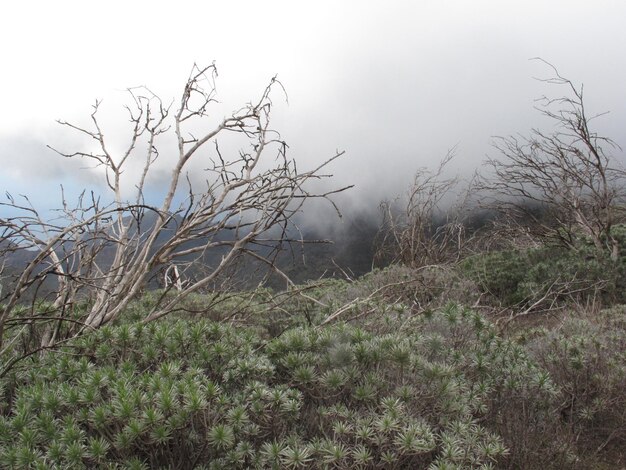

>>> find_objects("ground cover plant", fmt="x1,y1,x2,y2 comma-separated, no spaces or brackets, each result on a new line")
462,226,626,311
1,63,626,469
0,303,513,469
0,277,624,468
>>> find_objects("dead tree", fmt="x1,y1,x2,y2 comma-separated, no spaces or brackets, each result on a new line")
0,63,347,350
478,60,626,259
376,149,471,267
164,264,187,292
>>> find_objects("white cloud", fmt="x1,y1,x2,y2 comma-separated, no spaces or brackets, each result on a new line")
2,0,626,214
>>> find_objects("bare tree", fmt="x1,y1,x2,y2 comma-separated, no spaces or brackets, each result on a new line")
0,63,347,351
376,149,471,267
478,59,626,259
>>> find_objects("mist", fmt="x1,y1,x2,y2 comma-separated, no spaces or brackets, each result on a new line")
2,1,626,235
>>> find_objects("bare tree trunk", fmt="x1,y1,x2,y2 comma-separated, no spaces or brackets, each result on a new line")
475,59,626,257
0,63,349,353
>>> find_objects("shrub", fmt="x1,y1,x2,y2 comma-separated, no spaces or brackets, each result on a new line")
522,307,626,465
462,239,626,309
1,300,621,468
0,306,510,468
462,250,531,306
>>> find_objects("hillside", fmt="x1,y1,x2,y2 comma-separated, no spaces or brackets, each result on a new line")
0,261,625,468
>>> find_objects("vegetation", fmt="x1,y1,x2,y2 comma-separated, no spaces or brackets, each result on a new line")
476,59,626,259
0,63,348,349
0,274,624,468
462,229,626,310
1,63,626,468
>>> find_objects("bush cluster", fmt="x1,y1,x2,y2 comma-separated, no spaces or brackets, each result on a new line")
522,307,626,464
1,266,624,469
462,241,626,308
0,304,567,469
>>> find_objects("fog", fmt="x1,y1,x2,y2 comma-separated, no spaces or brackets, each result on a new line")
2,1,626,224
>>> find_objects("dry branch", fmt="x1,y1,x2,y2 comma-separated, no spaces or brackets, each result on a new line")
476,59,626,258
376,149,473,267
0,63,348,353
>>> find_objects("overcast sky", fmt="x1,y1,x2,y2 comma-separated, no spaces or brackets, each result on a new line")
2,0,626,216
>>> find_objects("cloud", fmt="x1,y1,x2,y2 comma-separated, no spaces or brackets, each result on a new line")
2,1,626,222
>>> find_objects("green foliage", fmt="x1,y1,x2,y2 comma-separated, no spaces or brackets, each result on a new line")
462,250,531,306
522,307,626,464
0,305,529,469
463,239,626,308
1,272,624,469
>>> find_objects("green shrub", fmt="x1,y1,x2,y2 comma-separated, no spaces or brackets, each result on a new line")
523,307,626,465
0,307,510,468
462,250,531,306
462,241,626,309
1,301,622,469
